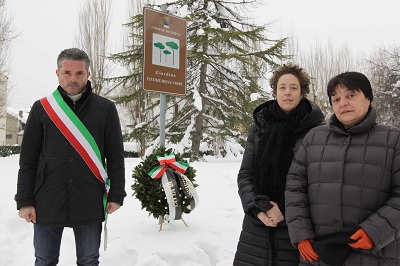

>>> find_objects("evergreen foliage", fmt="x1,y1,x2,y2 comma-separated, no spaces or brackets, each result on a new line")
0,145,139,158
109,11,159,156
0,145,20,157
110,0,288,157
131,146,198,219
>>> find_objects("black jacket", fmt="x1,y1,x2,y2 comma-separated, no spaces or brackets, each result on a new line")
285,107,400,265
234,98,325,265
15,82,126,227
237,99,325,216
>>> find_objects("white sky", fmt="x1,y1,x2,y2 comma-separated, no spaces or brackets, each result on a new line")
7,0,130,109
6,0,400,109
259,0,400,53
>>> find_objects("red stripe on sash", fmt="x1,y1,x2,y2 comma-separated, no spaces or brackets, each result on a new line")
40,97,104,183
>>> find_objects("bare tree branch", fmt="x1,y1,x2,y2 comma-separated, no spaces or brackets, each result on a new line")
74,0,113,96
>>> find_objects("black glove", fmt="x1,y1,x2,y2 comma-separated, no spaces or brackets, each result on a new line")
253,195,273,212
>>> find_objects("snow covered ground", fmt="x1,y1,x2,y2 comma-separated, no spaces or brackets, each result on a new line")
1,154,244,265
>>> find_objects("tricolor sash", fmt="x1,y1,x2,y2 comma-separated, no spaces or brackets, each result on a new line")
40,89,110,250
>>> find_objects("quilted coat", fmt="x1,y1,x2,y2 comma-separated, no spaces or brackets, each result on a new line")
234,99,325,266
285,107,400,265
15,82,126,227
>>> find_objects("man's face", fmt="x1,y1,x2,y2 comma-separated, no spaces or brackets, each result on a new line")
275,73,303,113
331,85,371,129
56,59,90,95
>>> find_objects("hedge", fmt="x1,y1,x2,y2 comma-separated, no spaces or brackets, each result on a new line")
0,146,139,158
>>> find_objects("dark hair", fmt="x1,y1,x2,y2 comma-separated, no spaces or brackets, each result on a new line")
327,72,373,105
269,63,310,97
57,48,90,71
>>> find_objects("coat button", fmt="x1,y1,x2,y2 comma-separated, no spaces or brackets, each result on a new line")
69,157,74,162
68,178,73,183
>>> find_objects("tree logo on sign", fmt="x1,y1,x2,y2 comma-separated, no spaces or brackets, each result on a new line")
152,33,180,69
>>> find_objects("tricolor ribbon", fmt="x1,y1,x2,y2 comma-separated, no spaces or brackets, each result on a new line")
148,153,189,179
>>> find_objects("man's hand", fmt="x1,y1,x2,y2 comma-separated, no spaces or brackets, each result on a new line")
298,239,318,262
18,206,36,223
106,202,121,214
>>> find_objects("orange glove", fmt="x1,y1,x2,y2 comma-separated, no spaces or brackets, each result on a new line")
298,239,319,262
348,228,374,250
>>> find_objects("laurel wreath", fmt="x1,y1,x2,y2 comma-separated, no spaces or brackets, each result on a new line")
131,146,198,219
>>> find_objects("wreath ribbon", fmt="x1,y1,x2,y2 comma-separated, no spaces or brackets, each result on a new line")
175,171,200,212
148,153,189,179
147,153,199,221
162,168,182,221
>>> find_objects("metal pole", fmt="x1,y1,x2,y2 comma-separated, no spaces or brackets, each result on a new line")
159,93,166,147
159,4,167,148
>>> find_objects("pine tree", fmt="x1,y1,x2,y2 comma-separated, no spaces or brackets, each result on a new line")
109,0,159,156
111,0,287,157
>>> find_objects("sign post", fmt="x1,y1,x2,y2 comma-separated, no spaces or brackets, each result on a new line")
143,6,187,147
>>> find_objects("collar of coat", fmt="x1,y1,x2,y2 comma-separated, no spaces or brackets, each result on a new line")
330,106,376,134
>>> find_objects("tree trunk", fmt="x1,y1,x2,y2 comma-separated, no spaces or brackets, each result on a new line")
191,61,207,154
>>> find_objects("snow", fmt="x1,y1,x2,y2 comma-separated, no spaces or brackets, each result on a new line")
196,28,205,36
193,89,203,111
123,142,139,152
250,93,261,102
1,154,244,265
209,19,221,29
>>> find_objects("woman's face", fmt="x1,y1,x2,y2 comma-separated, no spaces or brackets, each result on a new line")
331,85,371,129
275,74,302,113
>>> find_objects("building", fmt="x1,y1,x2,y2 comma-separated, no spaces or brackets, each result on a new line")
0,74,27,145
0,74,7,145
5,107,26,145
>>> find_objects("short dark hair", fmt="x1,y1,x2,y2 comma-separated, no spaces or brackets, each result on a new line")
269,63,311,97
57,48,90,71
327,72,373,105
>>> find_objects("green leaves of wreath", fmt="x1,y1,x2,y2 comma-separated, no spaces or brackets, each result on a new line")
131,146,198,219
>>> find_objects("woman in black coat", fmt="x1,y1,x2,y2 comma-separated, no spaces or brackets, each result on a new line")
233,63,325,265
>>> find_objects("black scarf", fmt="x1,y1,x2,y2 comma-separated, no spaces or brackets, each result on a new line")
254,99,309,197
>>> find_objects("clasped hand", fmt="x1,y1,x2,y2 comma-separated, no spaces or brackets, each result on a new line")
257,201,284,227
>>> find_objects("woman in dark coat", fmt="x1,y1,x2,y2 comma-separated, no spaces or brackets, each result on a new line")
233,63,325,266
285,71,400,265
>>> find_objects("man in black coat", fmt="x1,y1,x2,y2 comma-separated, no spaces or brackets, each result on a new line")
15,48,126,265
